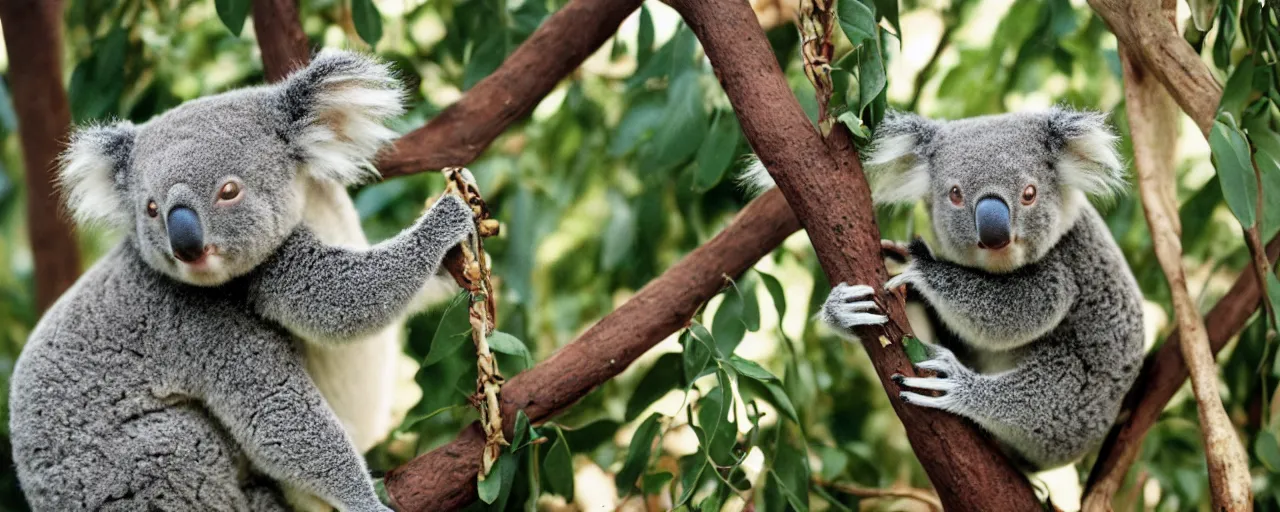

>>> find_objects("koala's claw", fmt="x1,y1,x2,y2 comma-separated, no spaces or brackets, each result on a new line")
821,283,888,330
896,344,968,411
885,265,921,291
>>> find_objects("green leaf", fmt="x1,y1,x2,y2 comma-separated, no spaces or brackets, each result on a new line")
872,0,901,40
615,413,663,495
683,324,716,383
836,0,877,48
699,369,738,465
477,450,513,503
742,280,761,332
215,0,251,36
757,270,788,320
1220,56,1257,118
351,0,383,46
637,6,655,65
1266,271,1280,335
422,292,473,366
817,446,850,481
562,419,623,453
1212,0,1238,70
1258,430,1280,472
68,27,128,123
693,111,742,192
712,288,747,355
857,39,887,116
769,436,811,511
625,353,683,421
1210,112,1259,229
512,410,533,450
677,450,708,505
733,357,800,423
463,29,509,90
488,330,534,368
601,192,636,270
643,71,709,171
543,427,575,499
903,335,930,364
643,472,674,495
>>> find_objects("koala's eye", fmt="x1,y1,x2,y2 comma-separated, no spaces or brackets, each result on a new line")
948,186,963,206
146,201,159,218
216,180,242,204
1021,184,1037,205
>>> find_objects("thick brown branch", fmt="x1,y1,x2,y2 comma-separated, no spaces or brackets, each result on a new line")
1088,0,1221,136
252,0,312,82
666,0,1040,509
375,0,643,177
383,188,802,511
0,0,82,313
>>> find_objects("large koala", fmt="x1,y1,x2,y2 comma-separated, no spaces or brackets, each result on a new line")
9,50,472,510
746,108,1145,471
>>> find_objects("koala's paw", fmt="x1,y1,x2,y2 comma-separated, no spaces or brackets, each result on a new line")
820,283,888,332
892,344,969,412
424,194,476,244
884,263,923,292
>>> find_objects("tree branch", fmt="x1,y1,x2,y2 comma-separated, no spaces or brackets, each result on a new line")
1087,42,1253,512
383,188,802,511
665,0,1041,509
374,0,643,177
1088,0,1221,137
0,0,82,313
252,0,312,82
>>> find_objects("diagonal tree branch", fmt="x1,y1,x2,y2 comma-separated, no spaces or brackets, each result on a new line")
1088,0,1222,137
665,0,1041,509
252,0,311,81
383,188,802,511
1088,41,1253,512
0,0,82,313
374,0,643,177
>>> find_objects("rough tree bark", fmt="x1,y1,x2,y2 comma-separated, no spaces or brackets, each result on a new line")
375,0,643,176
666,0,1041,509
384,188,801,510
1089,41,1253,512
252,0,311,82
0,0,83,313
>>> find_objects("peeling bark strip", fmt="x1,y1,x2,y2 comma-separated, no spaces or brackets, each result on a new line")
665,0,1041,509
0,0,83,313
383,188,802,511
252,0,312,82
375,0,644,177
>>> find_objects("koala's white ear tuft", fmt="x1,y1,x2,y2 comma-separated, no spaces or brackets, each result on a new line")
58,122,136,228
278,49,405,185
1046,108,1126,200
735,155,776,198
864,111,938,205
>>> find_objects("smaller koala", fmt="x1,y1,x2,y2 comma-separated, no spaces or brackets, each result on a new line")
10,50,473,511
748,108,1145,471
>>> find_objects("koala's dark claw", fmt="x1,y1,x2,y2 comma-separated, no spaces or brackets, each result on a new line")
891,373,905,385
899,392,911,404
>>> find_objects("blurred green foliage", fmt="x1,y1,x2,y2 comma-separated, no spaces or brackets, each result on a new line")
0,0,1278,510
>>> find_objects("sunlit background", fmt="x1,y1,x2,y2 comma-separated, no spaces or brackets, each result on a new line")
0,0,1271,510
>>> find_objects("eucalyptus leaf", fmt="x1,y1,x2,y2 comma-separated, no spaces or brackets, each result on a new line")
351,0,383,46
693,111,742,192
214,0,251,36
836,0,877,48
543,427,575,499
682,324,716,384
615,413,663,495
1210,113,1259,229
422,292,473,366
487,331,533,369
625,353,683,421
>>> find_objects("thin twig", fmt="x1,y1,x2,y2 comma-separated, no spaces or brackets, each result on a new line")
819,479,943,512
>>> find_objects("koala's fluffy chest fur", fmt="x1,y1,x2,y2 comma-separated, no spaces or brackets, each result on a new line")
11,244,303,509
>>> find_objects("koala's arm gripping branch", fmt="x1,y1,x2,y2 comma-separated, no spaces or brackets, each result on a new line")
248,196,474,343
665,0,1041,509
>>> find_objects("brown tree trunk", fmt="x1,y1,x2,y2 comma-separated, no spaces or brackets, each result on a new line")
252,0,311,82
0,0,82,313
666,0,1041,509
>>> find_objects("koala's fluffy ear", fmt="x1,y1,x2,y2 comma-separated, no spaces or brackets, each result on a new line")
1046,108,1125,199
864,111,939,205
58,122,137,227
277,49,405,185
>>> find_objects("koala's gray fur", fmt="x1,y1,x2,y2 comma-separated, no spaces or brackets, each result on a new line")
10,50,474,511
747,108,1145,471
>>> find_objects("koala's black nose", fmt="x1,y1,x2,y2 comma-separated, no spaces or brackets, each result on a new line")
975,197,1011,250
167,206,206,263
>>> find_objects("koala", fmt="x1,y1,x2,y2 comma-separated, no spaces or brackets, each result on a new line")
745,108,1145,471
9,50,475,511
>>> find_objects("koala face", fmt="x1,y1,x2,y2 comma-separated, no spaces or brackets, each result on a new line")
863,108,1124,273
58,50,404,286
127,93,306,285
